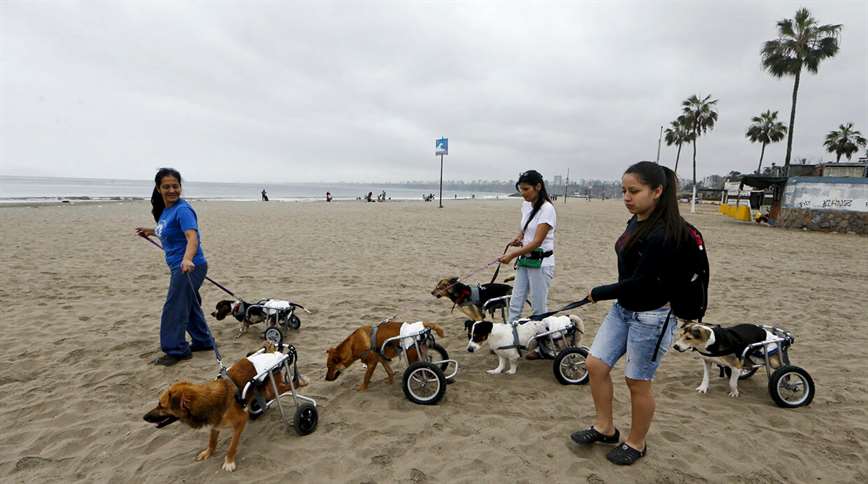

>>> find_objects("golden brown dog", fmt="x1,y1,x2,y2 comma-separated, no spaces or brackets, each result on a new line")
325,320,444,391
143,344,308,471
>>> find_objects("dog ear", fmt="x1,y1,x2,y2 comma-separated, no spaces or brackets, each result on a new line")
179,390,193,412
690,327,703,338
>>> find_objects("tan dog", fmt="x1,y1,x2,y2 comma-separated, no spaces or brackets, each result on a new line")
325,320,445,391
143,343,308,471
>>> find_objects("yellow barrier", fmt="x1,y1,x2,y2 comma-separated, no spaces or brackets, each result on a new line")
719,203,751,221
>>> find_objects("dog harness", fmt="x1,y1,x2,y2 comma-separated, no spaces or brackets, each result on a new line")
496,320,530,356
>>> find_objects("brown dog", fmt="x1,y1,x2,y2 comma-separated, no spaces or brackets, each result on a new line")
325,320,445,391
143,344,308,471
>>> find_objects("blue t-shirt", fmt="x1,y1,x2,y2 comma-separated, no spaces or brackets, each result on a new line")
155,199,207,270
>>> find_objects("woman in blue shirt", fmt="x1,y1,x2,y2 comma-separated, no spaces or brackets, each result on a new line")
135,168,212,366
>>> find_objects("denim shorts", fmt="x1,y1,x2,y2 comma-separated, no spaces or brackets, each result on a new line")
589,302,677,381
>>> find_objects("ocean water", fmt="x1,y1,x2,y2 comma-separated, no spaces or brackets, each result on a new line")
0,176,509,202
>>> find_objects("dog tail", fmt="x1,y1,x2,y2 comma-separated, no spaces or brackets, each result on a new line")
504,275,515,283
569,315,585,343
423,322,445,338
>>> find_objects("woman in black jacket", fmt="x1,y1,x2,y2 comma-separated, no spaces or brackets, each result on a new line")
570,161,688,465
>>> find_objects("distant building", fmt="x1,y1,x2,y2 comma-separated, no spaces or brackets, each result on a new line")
822,162,867,178
553,175,563,186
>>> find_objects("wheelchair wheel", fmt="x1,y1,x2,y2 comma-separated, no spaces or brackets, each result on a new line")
264,326,283,347
287,314,301,330
402,362,446,405
248,398,265,421
768,365,814,408
293,403,318,436
553,347,589,385
425,342,454,384
723,366,759,380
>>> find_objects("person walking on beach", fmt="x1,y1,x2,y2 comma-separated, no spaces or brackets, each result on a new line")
570,161,688,465
261,189,269,201
498,170,556,359
135,168,212,366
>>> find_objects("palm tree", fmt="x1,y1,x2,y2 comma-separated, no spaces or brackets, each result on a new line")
824,123,867,162
746,110,787,174
679,94,718,213
663,118,693,175
761,8,842,171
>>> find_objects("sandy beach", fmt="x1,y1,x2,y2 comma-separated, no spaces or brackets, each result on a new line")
1,199,866,483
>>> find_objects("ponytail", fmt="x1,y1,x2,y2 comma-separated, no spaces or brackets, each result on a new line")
151,168,182,222
516,170,553,232
621,161,686,251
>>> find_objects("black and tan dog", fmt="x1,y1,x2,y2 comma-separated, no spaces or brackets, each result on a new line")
325,320,445,391
431,277,515,322
211,300,267,338
143,343,308,472
673,322,782,398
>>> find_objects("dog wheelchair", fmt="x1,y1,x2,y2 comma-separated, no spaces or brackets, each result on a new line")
529,320,590,385
247,299,308,346
482,295,511,323
380,326,459,405
715,325,815,408
242,343,319,435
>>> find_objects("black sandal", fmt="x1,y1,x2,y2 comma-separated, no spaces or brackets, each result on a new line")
570,426,620,445
606,443,646,465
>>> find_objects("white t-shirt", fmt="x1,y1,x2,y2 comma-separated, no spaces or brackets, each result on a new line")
520,200,556,268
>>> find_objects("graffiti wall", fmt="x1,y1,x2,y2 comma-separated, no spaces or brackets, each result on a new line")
783,177,868,213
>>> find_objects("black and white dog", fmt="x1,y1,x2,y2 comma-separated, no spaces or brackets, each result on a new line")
673,322,781,398
431,277,515,322
211,300,268,337
465,315,584,375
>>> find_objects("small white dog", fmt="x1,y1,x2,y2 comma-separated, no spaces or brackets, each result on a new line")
465,315,584,374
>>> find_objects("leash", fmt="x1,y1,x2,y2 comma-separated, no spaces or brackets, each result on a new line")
529,297,591,321
488,242,513,285
141,235,245,301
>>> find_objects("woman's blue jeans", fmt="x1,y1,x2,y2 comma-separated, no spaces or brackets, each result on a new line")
160,263,212,357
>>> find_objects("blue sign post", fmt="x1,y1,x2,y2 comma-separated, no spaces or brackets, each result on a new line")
436,137,448,208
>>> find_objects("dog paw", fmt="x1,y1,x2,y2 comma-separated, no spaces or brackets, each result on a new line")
728,390,740,398
506,369,517,375
222,459,236,472
486,369,502,375
696,385,708,394
356,384,369,391
195,449,212,461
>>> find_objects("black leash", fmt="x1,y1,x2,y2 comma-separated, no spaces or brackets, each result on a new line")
529,297,591,321
488,242,513,285
141,235,244,300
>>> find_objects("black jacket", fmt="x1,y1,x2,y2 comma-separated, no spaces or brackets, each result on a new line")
591,217,676,312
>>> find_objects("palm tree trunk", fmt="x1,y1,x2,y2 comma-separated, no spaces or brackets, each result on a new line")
674,143,682,174
784,69,801,171
756,142,767,174
837,152,841,162
691,137,697,214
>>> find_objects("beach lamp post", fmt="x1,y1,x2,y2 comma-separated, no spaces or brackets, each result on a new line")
435,137,448,208
656,125,663,163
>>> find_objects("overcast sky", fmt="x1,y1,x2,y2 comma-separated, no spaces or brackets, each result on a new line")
1,1,866,184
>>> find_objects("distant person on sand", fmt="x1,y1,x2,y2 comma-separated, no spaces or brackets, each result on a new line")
135,168,211,367
261,189,269,201
570,162,688,465
498,170,556,360
326,191,333,202
366,191,373,202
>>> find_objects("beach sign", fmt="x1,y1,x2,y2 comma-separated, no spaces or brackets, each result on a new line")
435,137,448,155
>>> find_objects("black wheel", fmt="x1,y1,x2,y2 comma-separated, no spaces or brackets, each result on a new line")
402,362,446,405
248,398,264,421
264,327,283,347
553,347,589,385
768,365,814,408
293,403,318,436
723,366,759,380
287,314,301,330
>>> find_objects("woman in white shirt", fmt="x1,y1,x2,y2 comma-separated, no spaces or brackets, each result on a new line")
499,170,557,354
